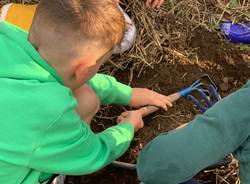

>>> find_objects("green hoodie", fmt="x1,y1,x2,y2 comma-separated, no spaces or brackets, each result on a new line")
0,22,134,184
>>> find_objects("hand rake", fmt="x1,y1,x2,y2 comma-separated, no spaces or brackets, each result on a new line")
140,74,221,117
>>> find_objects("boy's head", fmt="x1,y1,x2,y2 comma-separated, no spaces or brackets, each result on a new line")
29,0,125,89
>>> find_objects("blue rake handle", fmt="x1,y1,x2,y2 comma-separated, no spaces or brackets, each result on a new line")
140,75,220,116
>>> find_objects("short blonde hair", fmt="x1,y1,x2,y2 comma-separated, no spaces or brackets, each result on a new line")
30,0,125,51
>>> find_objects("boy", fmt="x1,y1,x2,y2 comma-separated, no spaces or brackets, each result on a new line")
0,0,172,183
137,81,250,184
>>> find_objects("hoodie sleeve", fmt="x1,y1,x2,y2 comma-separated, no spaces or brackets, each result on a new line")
87,73,132,105
29,99,134,175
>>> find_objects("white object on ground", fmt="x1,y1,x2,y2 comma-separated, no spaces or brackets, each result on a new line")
51,175,66,184
113,6,137,54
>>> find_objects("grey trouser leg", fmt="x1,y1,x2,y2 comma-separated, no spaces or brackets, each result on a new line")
137,81,250,184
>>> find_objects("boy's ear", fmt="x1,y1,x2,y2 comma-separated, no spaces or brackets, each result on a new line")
75,63,88,81
74,58,96,81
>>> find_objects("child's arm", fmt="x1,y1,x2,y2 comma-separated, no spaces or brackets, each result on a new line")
145,0,165,9
88,73,172,110
29,101,141,175
87,73,132,105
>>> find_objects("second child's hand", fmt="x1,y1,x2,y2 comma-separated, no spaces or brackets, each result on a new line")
145,0,165,9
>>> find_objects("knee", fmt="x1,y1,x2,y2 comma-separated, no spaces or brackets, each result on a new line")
73,84,100,121
137,151,188,184
137,133,197,184
85,87,100,115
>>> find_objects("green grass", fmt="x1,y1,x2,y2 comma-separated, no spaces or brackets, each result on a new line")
230,0,238,9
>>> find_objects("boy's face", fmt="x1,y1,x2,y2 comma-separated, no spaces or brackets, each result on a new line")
83,51,112,81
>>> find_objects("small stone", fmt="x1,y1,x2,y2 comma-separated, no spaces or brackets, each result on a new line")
228,77,234,82
139,143,143,150
217,65,222,70
222,77,229,83
233,80,238,86
220,77,232,92
220,83,229,92
164,54,168,61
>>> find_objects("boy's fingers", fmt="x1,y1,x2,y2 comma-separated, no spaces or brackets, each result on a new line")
148,98,169,111
163,95,171,100
163,99,173,107
159,95,173,106
160,103,168,111
152,0,159,8
157,0,164,8
159,94,172,102
117,115,123,122
154,93,171,102
117,116,126,123
121,111,129,117
146,0,153,7
117,117,121,123
153,100,168,111
154,96,173,107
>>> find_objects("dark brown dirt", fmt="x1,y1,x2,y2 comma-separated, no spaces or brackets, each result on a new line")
66,28,250,184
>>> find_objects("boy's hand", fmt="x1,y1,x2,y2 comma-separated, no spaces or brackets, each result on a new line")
145,0,165,9
117,109,146,132
129,88,173,111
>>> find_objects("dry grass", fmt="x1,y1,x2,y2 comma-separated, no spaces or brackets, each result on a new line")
108,0,249,75
196,157,240,184
1,0,249,75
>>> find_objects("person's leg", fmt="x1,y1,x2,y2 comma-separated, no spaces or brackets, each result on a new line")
141,179,201,184
73,84,100,124
137,81,250,184
180,179,201,184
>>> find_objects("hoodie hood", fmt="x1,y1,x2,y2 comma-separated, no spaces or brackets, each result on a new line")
0,21,64,84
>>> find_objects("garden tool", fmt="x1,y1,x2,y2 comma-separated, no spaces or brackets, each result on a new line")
221,21,250,44
186,74,221,112
140,74,221,116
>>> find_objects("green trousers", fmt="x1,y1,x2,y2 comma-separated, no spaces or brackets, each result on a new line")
137,81,250,184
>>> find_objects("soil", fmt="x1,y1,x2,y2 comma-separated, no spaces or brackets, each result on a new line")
66,28,250,184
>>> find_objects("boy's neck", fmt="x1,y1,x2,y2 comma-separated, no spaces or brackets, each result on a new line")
35,46,79,90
